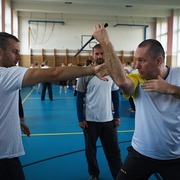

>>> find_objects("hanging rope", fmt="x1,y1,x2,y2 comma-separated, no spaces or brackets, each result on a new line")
29,21,56,45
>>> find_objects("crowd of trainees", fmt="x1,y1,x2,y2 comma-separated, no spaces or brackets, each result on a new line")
29,62,81,99
0,23,180,180
29,60,98,98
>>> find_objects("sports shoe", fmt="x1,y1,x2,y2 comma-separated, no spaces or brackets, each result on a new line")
89,175,99,180
129,109,135,113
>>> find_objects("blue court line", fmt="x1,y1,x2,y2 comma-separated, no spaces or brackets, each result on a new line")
22,139,132,168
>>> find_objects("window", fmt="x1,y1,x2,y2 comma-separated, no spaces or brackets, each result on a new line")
0,0,2,31
5,0,11,33
173,10,180,67
156,18,168,64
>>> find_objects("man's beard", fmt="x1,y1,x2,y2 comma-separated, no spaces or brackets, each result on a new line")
95,58,104,65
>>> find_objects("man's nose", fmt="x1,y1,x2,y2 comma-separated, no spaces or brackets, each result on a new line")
98,54,103,58
135,62,141,69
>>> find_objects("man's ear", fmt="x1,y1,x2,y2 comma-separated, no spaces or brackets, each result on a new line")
156,56,163,66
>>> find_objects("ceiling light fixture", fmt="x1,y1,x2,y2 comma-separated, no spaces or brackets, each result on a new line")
65,2,72,4
126,5,133,8
28,20,65,25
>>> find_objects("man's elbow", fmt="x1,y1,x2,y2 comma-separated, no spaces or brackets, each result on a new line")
116,80,134,95
115,79,128,89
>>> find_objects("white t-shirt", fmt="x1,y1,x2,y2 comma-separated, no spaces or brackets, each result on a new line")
77,76,119,122
0,66,28,159
127,67,180,160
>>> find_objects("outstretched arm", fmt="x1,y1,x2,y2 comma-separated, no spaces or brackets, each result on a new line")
22,63,107,87
92,24,134,95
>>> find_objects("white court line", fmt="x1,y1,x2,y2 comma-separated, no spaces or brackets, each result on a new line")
22,130,134,137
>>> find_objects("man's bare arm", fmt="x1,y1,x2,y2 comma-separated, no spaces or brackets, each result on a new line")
22,64,107,87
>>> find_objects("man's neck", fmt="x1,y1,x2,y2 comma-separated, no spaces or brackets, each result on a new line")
162,66,170,80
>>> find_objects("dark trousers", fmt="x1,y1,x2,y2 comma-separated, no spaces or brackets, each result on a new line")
41,82,53,100
116,146,180,180
129,97,135,111
83,121,122,179
0,157,25,180
19,90,24,118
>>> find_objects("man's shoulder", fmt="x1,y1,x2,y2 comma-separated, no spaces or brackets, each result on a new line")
79,75,94,82
170,67,180,72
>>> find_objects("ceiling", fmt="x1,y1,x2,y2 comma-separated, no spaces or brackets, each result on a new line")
11,0,180,21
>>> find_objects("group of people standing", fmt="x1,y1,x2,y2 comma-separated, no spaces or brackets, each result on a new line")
31,62,80,97
0,22,180,180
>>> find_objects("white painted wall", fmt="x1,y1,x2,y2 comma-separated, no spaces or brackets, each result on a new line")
18,13,154,54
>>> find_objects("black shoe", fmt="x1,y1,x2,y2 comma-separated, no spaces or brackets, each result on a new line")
74,90,77,96
89,175,99,180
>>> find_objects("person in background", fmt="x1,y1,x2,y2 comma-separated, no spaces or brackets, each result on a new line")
73,63,82,96
66,63,74,89
85,59,93,67
123,61,133,75
36,62,43,93
59,80,67,93
30,63,35,68
41,61,53,101
76,44,122,180
0,32,106,180
59,63,68,93
34,62,39,68
92,24,180,180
